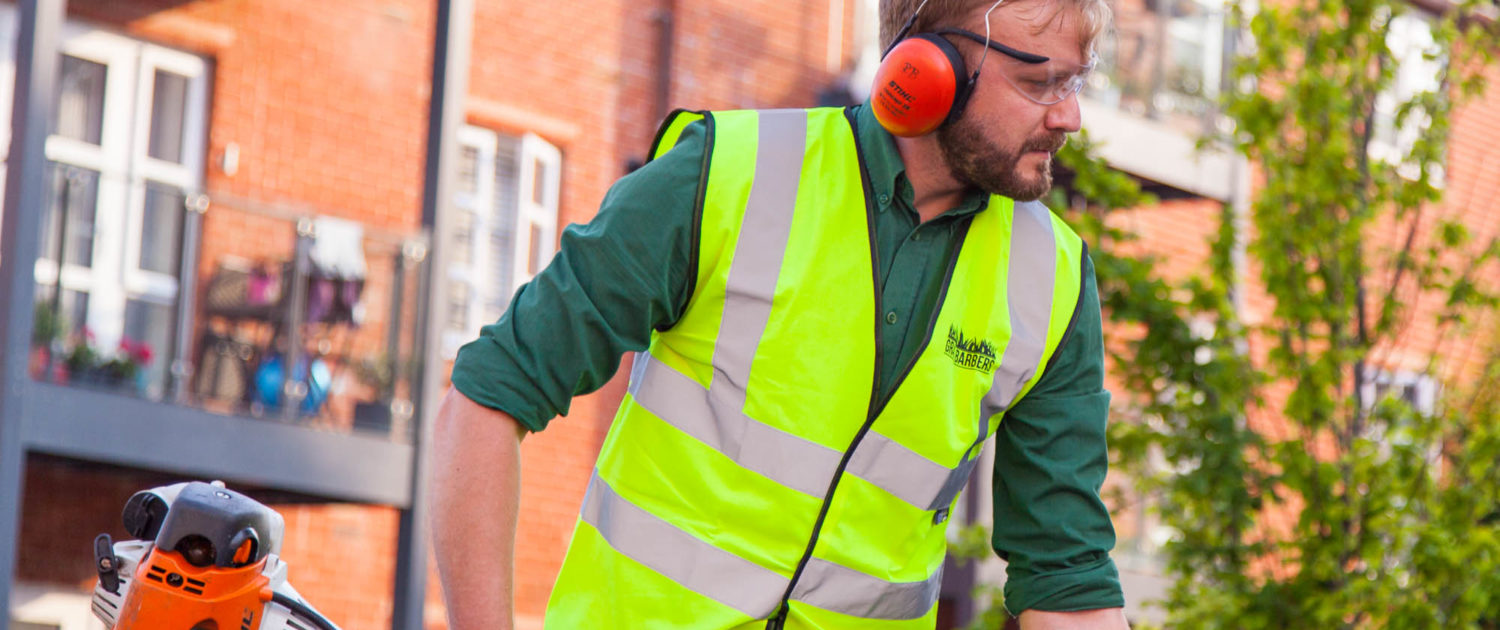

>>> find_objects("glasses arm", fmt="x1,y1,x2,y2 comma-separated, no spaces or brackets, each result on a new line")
931,28,1051,65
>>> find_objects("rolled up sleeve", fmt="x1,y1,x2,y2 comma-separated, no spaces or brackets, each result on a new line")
991,255,1124,613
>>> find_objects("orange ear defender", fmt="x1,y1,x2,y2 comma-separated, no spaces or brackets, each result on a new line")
872,33,973,137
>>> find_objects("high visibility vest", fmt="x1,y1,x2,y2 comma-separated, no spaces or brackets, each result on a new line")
545,107,1087,629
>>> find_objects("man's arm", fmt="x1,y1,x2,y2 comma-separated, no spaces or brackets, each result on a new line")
1019,609,1130,630
992,254,1126,624
430,387,527,630
432,120,709,627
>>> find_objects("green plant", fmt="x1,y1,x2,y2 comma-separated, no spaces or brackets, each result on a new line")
32,302,62,347
1104,1,1500,628
63,331,154,386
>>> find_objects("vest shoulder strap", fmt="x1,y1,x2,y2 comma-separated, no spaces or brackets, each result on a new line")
649,109,713,161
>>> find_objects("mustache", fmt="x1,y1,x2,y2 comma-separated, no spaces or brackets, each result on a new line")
1022,134,1066,155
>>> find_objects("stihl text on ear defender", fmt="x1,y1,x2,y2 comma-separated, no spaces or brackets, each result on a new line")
872,33,973,137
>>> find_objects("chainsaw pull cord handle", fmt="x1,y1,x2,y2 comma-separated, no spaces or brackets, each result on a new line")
228,527,260,567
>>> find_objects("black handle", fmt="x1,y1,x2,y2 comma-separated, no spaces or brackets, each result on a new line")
93,533,120,595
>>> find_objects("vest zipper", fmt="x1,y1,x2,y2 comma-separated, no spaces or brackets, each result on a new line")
764,109,971,628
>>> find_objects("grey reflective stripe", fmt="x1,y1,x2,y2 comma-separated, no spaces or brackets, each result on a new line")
790,557,943,620
628,352,842,497
581,471,789,619
583,469,943,621
633,349,974,510
629,110,843,497
711,109,808,397
845,432,948,508
980,200,1059,420
846,412,988,513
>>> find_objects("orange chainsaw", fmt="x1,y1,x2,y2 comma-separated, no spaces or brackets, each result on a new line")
90,480,341,630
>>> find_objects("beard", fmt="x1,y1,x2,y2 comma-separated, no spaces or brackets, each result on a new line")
936,116,1065,202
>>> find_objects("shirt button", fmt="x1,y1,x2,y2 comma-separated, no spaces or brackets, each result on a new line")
913,232,923,242
885,311,898,325
878,193,891,205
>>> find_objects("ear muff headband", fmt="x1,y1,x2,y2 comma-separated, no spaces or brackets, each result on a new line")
872,33,972,138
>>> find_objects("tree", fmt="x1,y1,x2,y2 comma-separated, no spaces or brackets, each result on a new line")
1098,0,1500,628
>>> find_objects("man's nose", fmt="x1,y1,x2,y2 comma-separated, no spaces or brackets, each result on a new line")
1044,92,1082,133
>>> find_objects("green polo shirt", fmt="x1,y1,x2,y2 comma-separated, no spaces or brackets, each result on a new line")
451,103,1123,615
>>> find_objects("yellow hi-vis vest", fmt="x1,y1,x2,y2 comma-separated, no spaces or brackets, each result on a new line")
545,107,1087,629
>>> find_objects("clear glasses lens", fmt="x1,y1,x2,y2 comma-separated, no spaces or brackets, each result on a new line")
997,54,1097,105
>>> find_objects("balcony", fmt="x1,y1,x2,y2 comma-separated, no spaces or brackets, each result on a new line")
17,161,430,506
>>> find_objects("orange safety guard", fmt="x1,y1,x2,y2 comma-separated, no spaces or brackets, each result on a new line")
115,548,272,630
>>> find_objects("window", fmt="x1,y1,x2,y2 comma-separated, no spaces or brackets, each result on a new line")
26,26,209,400
1361,368,1439,416
1369,10,1445,183
442,126,562,358
1089,0,1228,134
1359,368,1442,469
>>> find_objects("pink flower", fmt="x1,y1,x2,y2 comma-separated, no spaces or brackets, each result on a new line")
118,337,154,366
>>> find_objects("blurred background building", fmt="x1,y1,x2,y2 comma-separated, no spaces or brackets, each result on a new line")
0,0,1495,629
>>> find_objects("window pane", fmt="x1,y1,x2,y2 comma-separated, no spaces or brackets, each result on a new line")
42,165,100,268
457,145,480,195
140,183,185,274
125,298,174,401
450,208,473,267
446,280,469,329
54,55,107,145
531,157,548,206
529,224,546,276
148,70,191,163
492,136,521,303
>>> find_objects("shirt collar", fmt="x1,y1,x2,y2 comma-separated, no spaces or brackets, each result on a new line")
852,101,990,219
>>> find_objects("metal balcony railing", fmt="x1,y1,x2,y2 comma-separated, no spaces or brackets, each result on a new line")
26,161,431,444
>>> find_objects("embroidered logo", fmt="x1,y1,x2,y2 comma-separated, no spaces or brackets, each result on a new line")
944,326,997,374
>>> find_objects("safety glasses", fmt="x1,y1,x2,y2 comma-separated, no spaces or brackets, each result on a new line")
935,27,1097,106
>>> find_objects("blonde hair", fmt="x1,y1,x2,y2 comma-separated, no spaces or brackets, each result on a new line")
878,0,1112,57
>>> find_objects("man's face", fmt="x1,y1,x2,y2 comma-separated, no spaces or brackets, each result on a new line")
936,1,1087,201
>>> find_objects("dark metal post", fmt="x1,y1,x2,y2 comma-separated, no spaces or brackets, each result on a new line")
0,0,66,621
281,219,313,421
170,193,209,403
41,166,72,379
385,243,408,406
393,0,472,626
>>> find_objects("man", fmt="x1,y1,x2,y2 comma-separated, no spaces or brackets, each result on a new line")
431,0,1129,628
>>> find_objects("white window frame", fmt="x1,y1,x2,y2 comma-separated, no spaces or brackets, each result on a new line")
515,133,561,290
1369,10,1446,185
441,127,563,359
1361,368,1439,416
1165,0,1226,103
22,20,210,359
442,125,500,358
